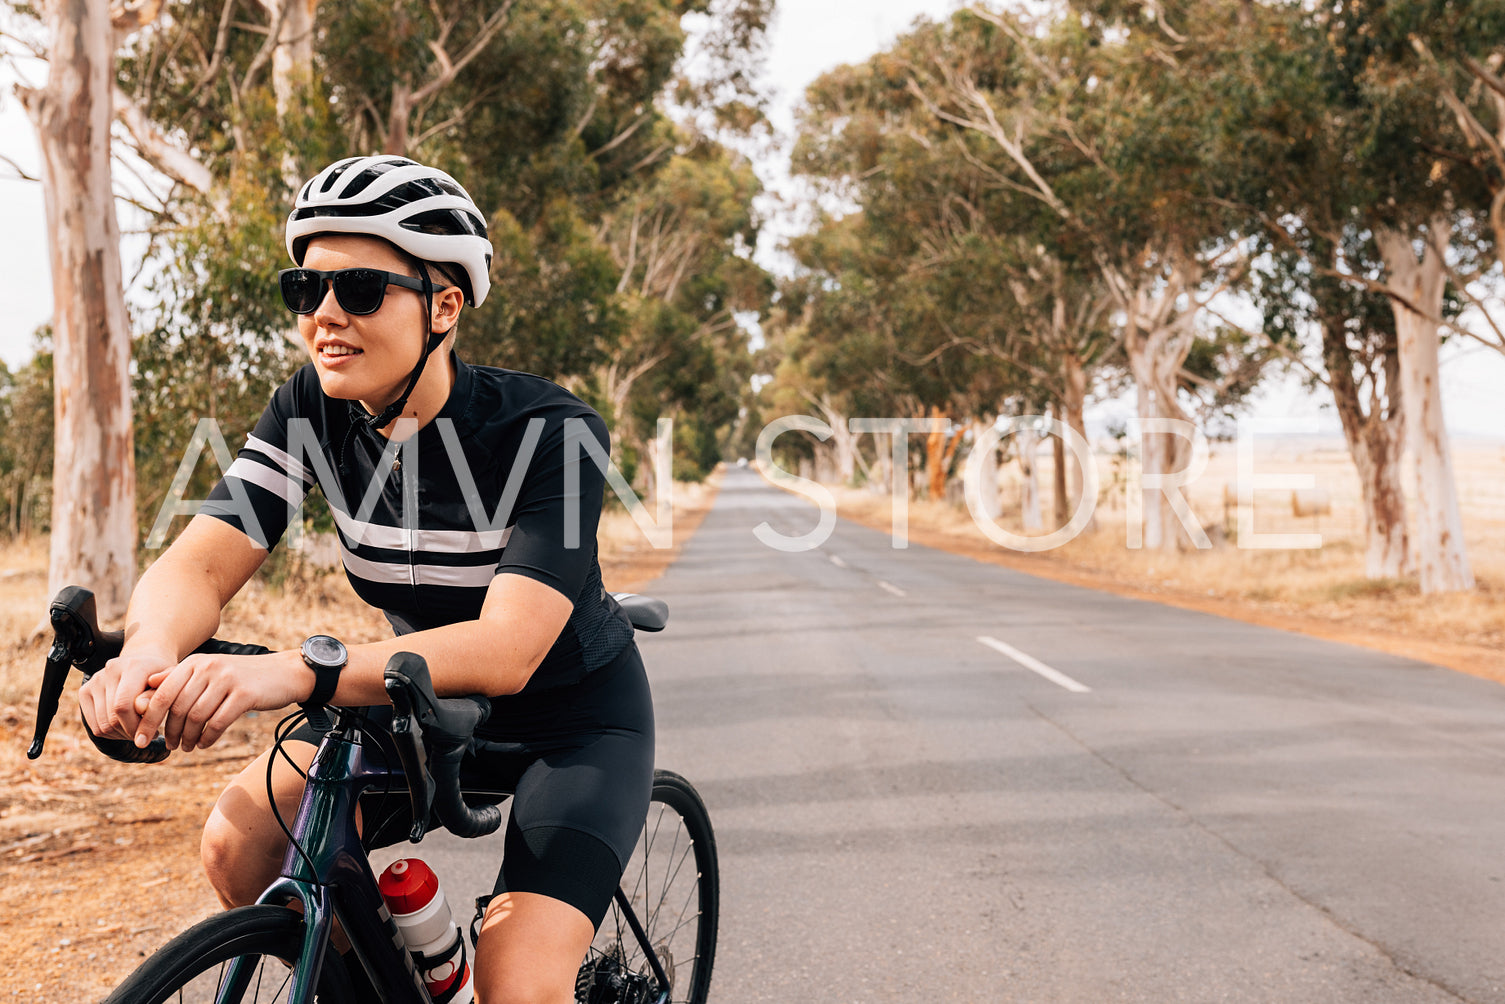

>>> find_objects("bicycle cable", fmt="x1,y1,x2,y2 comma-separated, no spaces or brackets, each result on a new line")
267,708,319,881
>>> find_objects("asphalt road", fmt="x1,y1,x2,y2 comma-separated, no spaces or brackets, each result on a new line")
383,468,1505,1002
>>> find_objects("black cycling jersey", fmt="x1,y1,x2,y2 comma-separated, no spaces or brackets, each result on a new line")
200,353,636,693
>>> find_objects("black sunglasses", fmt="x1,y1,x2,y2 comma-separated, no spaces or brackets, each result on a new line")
278,267,428,316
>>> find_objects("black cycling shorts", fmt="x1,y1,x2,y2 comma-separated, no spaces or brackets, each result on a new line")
288,643,655,929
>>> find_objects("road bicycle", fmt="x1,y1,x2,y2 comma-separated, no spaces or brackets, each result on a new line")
27,585,718,1004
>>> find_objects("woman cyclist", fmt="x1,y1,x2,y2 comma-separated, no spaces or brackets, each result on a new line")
76,155,654,1004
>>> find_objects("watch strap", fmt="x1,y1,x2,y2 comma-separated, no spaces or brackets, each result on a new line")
307,662,340,707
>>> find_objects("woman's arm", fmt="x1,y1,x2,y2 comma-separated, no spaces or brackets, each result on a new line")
133,570,574,752
78,514,268,742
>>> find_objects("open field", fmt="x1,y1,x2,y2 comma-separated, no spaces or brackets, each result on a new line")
828,435,1505,680
0,477,717,1001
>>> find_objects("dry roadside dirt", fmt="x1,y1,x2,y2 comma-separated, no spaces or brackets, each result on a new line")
0,484,717,1003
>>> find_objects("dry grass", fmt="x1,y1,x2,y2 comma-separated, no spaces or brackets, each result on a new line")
829,437,1505,681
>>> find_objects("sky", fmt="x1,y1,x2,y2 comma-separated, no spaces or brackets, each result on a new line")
0,0,1500,438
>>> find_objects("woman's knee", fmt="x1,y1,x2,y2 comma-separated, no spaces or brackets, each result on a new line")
200,742,315,907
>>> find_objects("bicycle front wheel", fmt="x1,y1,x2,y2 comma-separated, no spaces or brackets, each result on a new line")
103,904,351,1003
579,769,719,1004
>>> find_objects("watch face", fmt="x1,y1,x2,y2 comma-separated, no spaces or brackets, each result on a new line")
303,634,347,668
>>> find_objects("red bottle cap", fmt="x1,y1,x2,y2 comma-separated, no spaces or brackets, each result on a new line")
378,858,439,915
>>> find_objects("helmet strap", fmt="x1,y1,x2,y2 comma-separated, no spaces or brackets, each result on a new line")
365,261,448,433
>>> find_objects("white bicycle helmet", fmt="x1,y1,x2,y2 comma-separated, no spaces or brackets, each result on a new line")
286,156,493,306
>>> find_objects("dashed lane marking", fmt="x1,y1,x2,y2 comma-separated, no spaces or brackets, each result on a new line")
977,636,1092,693
877,580,907,598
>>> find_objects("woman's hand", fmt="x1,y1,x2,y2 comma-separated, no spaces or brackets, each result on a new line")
134,651,315,752
79,649,177,742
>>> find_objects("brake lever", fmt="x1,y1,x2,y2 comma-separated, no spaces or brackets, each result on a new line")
385,653,436,842
28,649,72,760
29,586,167,764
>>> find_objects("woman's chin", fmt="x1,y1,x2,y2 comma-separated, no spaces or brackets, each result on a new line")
312,369,361,400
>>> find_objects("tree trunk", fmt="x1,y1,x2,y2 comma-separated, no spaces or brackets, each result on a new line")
1322,317,1409,579
1121,269,1200,551
1375,220,1474,593
1049,403,1068,527
970,419,1002,521
20,0,137,618
386,79,412,155
1059,351,1094,531
871,447,893,497
924,407,961,502
807,394,856,485
1016,425,1043,532
828,418,857,485
260,0,316,119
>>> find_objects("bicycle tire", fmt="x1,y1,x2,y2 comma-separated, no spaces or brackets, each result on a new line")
579,769,719,1004
103,904,354,1004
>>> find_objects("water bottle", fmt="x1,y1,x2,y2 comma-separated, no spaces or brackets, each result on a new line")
378,857,475,1004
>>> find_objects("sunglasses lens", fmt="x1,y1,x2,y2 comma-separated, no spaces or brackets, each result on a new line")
279,269,324,314
332,269,387,315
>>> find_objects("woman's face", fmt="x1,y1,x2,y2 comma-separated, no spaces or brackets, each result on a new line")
297,235,434,412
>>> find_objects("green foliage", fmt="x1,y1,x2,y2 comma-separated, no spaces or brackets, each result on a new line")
0,330,55,538
63,0,776,534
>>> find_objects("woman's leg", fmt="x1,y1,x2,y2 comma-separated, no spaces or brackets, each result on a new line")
469,648,656,1003
200,740,317,908
473,892,594,1004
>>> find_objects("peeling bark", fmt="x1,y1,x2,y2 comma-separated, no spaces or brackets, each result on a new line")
1115,260,1201,551
924,407,962,502
1374,220,1474,593
1321,315,1409,579
20,0,137,617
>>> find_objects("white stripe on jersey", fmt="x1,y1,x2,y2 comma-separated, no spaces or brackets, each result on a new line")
330,506,514,553
338,541,500,589
226,457,311,507
244,434,316,488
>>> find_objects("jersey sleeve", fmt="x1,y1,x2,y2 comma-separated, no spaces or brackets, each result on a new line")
492,410,609,601
200,377,317,551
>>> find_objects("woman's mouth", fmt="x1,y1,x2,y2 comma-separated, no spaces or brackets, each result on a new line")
320,344,363,362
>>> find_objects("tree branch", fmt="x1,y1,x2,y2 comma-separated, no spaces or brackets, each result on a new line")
185,0,237,105
241,0,291,96
113,86,214,196
411,0,516,106
0,152,39,183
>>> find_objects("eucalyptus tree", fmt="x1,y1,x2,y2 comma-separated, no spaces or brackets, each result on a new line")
799,4,1263,548
14,0,137,615
1223,0,1498,591
592,138,767,499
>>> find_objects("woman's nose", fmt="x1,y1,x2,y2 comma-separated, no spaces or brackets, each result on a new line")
312,281,345,324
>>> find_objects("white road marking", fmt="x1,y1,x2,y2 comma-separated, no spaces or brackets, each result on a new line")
977,636,1092,693
877,580,907,598
828,554,849,569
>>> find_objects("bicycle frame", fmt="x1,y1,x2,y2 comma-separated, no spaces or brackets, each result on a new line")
29,585,693,1004
218,714,675,1004
224,718,432,1004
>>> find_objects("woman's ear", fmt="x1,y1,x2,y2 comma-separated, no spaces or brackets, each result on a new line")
432,285,465,335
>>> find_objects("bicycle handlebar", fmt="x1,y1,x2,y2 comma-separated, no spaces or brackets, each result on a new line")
30,586,502,842
384,651,503,840
30,586,274,764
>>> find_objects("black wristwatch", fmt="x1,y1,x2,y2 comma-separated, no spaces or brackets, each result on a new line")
300,634,348,707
